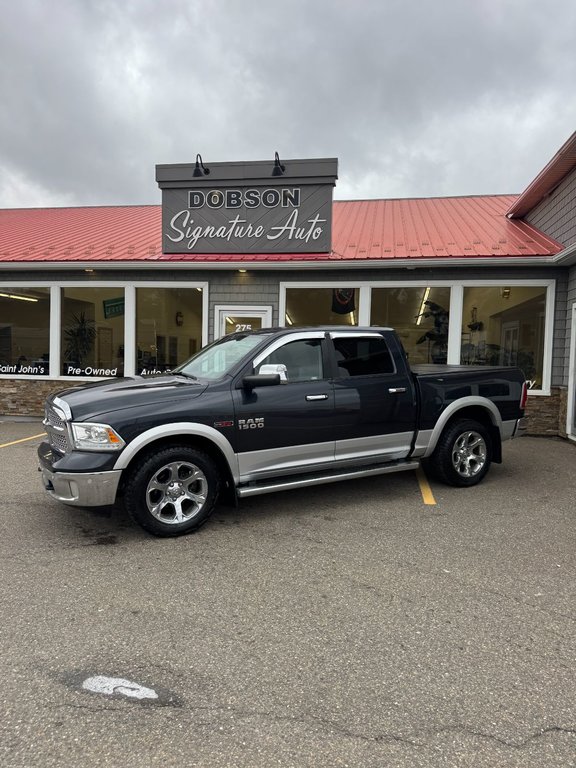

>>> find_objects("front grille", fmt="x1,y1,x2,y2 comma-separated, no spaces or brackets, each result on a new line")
44,404,70,454
45,405,65,430
49,431,69,453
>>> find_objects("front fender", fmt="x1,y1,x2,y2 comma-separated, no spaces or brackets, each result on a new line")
112,422,239,483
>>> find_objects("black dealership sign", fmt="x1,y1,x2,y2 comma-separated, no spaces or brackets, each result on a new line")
155,157,338,254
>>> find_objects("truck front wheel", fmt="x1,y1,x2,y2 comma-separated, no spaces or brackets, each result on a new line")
124,445,221,536
429,419,492,487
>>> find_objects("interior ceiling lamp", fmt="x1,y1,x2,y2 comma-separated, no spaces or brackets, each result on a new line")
192,154,210,177
416,287,431,325
0,292,39,302
271,151,285,176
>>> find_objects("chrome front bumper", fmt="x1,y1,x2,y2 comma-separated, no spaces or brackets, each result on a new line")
39,466,122,507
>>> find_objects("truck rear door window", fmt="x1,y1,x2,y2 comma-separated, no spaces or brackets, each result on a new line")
333,337,395,377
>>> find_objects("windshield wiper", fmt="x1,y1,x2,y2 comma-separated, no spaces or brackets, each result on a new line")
170,371,198,381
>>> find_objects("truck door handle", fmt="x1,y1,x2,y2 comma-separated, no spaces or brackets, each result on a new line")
306,394,329,401
388,387,407,393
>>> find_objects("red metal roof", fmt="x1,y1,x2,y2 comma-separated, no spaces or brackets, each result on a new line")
507,130,576,218
0,195,561,266
0,205,163,263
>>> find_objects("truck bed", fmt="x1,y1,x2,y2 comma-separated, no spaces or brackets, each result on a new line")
410,363,526,432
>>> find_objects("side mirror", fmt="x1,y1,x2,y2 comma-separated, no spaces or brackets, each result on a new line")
242,373,281,391
258,363,287,380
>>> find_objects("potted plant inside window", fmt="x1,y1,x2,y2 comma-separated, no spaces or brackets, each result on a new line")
63,312,96,374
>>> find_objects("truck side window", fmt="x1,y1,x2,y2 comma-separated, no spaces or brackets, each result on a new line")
333,337,395,377
257,339,324,382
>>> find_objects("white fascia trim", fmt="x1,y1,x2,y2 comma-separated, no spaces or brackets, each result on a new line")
280,278,556,288
0,256,562,271
0,279,209,288
552,241,576,266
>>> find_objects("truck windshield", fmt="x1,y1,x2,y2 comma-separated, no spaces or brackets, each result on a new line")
173,333,272,381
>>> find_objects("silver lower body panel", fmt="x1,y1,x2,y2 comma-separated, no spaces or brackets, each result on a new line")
237,460,420,498
39,466,122,507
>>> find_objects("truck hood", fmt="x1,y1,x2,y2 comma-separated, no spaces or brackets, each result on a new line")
51,374,208,422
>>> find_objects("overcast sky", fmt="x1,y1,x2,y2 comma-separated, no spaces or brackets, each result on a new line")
1,0,576,209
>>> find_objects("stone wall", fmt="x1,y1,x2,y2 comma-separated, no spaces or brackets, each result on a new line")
0,380,65,418
523,387,567,437
558,387,568,439
0,379,570,438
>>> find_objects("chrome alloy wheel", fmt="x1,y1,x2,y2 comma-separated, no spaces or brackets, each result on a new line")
451,430,487,478
145,460,208,525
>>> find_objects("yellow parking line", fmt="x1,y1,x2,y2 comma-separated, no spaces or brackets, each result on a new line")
0,433,46,449
416,466,436,505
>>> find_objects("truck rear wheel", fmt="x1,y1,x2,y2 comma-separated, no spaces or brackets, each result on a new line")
124,445,220,536
429,419,492,487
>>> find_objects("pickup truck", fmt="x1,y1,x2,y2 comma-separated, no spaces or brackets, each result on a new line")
38,327,527,537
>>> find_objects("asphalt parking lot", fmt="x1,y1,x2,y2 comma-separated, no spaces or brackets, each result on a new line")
0,421,575,768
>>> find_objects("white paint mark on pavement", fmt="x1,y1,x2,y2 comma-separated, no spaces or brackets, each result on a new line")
82,675,159,700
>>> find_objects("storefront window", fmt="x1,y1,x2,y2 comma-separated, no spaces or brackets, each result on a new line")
61,288,125,377
136,287,203,375
371,287,451,364
285,288,358,327
0,288,50,375
461,286,547,388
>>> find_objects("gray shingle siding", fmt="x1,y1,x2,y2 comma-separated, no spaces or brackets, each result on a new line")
552,271,567,387
526,167,576,247
566,265,576,387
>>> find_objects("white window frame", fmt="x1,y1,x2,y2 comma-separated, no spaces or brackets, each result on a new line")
567,302,576,440
280,279,556,395
214,304,273,339
0,280,209,381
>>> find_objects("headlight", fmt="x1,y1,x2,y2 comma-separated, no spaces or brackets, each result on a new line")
71,423,125,451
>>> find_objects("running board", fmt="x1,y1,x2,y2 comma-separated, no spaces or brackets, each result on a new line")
236,460,420,498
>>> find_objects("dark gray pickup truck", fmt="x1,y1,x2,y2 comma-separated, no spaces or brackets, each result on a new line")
38,327,527,536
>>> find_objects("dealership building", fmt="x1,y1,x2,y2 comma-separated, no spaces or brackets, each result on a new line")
1,133,576,440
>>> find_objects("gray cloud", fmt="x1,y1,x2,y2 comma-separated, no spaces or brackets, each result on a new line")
1,0,576,207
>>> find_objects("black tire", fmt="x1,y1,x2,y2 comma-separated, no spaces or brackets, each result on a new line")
428,419,492,487
124,445,221,536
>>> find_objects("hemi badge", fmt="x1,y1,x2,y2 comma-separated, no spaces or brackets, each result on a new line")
214,420,234,428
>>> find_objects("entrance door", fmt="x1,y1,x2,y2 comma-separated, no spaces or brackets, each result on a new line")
501,322,520,366
214,305,272,338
